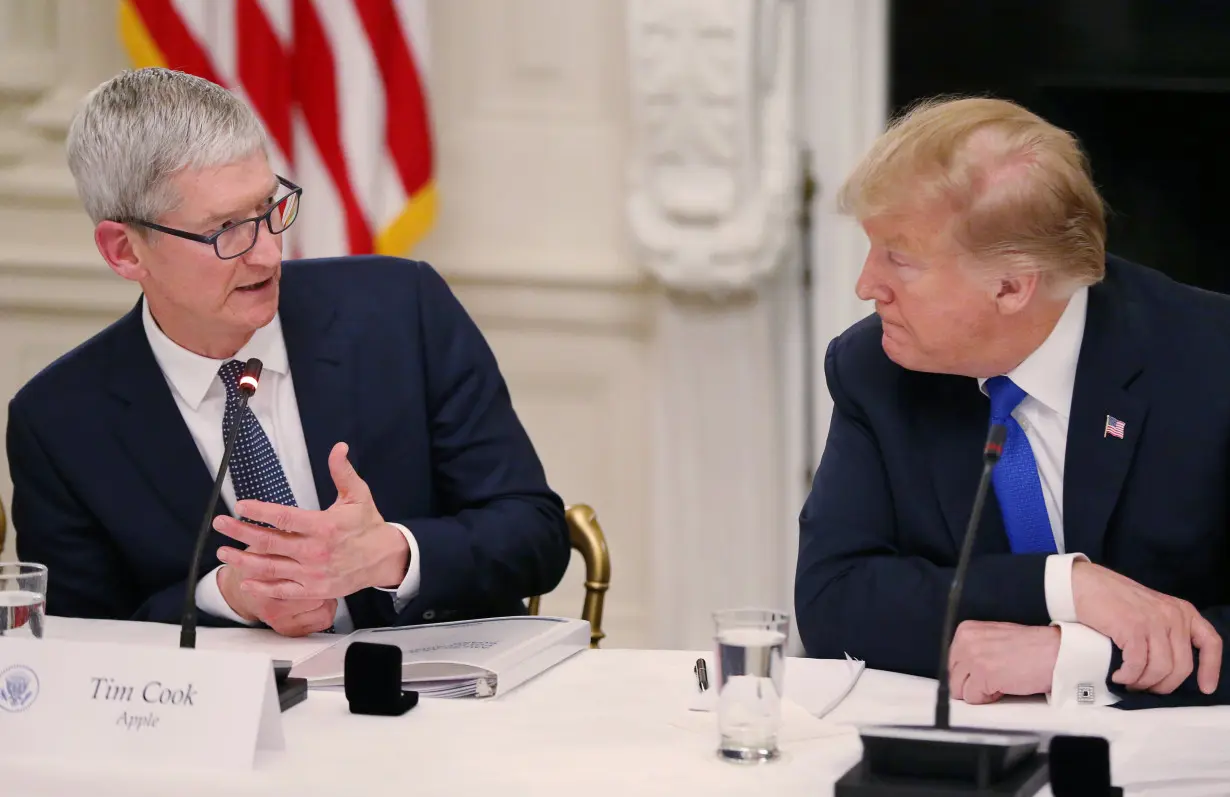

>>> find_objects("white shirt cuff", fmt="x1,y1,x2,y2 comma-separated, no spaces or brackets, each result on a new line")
1048,621,1119,707
195,565,257,626
374,522,421,613
1044,552,1089,623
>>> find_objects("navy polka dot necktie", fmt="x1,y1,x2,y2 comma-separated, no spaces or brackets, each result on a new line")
219,360,298,514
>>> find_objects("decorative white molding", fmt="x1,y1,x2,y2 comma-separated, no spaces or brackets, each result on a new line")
446,275,654,338
625,0,798,297
0,2,126,227
0,0,54,95
25,0,124,137
0,254,136,316
0,1,55,166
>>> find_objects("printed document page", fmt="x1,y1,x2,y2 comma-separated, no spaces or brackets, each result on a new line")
291,616,575,686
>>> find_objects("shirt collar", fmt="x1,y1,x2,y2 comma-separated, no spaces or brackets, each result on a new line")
978,286,1088,419
142,297,289,411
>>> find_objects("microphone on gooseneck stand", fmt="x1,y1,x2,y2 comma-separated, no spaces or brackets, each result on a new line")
176,359,307,712
933,423,1007,731
835,422,1117,796
180,357,263,650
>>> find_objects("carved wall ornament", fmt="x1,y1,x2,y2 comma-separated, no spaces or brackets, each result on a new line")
626,0,799,297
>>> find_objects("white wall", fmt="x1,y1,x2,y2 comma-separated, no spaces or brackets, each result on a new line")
800,0,887,465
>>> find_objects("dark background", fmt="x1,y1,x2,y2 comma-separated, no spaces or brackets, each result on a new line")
890,0,1230,293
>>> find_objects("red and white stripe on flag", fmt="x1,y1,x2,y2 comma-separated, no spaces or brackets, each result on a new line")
118,0,435,259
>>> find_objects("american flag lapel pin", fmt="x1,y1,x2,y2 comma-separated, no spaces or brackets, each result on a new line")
1104,415,1126,439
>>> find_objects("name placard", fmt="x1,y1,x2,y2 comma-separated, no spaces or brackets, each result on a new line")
0,636,283,769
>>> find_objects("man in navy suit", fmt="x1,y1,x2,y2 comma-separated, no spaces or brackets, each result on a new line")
6,67,569,636
795,96,1229,709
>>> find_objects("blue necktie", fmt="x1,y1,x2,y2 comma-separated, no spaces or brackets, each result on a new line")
219,360,297,515
985,376,1056,554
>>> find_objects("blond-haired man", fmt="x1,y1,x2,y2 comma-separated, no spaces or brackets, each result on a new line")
795,96,1228,709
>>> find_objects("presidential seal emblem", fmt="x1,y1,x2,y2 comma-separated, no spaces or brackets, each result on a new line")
0,664,40,712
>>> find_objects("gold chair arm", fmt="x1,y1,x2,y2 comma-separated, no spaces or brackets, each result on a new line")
566,504,610,648
525,503,610,648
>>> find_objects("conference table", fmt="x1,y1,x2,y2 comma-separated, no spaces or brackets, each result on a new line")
8,617,1230,796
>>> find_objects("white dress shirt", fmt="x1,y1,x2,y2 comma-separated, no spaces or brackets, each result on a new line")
141,300,422,633
976,286,1118,707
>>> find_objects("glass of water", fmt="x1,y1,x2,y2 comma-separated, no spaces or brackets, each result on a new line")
712,608,790,763
0,563,47,640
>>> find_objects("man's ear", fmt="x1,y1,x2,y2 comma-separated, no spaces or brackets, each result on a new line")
995,269,1039,315
95,221,149,282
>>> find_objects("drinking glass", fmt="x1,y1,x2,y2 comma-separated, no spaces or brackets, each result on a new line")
712,608,789,763
0,563,47,639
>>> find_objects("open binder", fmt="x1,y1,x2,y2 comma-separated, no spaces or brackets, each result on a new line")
290,615,591,698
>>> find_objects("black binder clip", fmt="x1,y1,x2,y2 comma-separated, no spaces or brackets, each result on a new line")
344,641,419,717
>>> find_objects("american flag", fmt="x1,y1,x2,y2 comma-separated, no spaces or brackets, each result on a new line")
1104,415,1126,439
118,0,435,259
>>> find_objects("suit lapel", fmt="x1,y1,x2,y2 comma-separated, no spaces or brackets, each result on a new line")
279,285,356,512
917,374,1005,554
1063,278,1147,561
106,301,218,538
280,283,387,626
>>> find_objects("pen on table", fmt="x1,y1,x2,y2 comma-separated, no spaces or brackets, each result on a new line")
694,658,708,692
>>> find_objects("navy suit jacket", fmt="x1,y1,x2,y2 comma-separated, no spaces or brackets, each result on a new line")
6,256,570,630
796,255,1230,708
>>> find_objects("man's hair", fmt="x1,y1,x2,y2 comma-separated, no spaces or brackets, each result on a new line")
66,67,268,225
838,95,1107,292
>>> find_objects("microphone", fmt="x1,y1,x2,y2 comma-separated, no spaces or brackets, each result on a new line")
934,422,1006,729
835,423,1056,796
175,358,308,712
180,358,262,649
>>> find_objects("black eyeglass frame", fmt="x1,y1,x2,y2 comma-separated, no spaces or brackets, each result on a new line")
117,175,303,260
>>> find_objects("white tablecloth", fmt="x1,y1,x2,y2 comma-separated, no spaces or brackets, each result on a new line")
7,617,1230,796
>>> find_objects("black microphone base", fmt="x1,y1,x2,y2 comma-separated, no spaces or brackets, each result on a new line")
835,725,1049,797
835,754,1048,797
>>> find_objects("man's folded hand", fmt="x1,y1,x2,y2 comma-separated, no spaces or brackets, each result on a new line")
217,563,337,637
1072,561,1221,695
948,620,1061,704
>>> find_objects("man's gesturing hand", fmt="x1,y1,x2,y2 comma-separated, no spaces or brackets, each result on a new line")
948,621,1060,705
1072,561,1221,695
213,442,410,601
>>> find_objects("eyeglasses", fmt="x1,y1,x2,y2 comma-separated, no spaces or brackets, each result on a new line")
119,175,302,260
